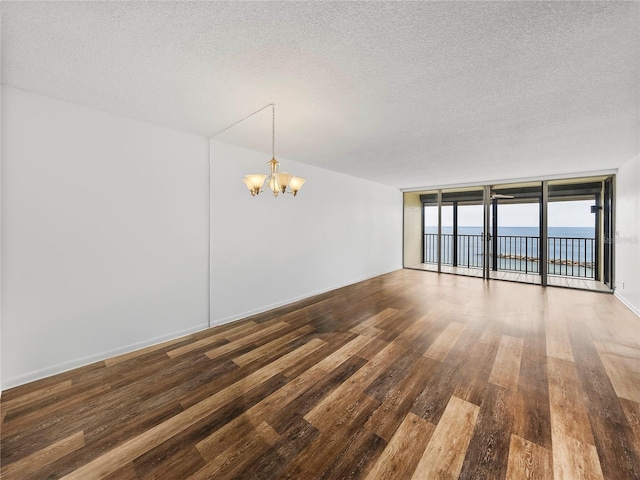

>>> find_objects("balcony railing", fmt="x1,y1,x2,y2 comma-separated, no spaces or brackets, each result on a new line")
424,233,595,278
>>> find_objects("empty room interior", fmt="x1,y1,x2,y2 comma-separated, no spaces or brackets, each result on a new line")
1,2,640,479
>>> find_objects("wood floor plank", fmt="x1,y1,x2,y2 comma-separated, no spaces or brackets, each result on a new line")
134,444,206,480
489,335,524,390
505,434,553,479
103,462,139,480
364,350,421,403
594,340,640,403
1,384,111,436
364,355,439,442
354,307,401,330
311,333,375,371
281,393,379,478
552,431,604,480
195,356,361,459
353,336,390,361
383,314,427,345
568,320,640,479
232,324,315,367
452,326,502,407
0,363,106,404
2,270,640,480
349,323,384,338
269,356,368,435
189,422,279,480
134,374,288,479
195,336,372,457
423,321,467,362
227,418,320,480
0,431,85,480
393,311,448,356
317,427,386,480
364,412,435,480
40,400,184,478
58,338,326,479
204,321,292,361
107,335,193,366
548,357,595,446
410,395,480,479
513,333,552,449
304,341,405,431
278,335,357,380
459,383,516,479
166,321,257,358
622,398,640,444
545,307,574,362
410,359,463,424
151,356,238,410
0,380,73,413
409,323,491,424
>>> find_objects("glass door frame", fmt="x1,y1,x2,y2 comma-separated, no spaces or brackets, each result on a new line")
416,175,612,289
603,177,615,289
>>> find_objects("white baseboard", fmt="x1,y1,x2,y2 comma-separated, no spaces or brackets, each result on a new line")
614,291,640,318
2,323,209,390
210,266,403,327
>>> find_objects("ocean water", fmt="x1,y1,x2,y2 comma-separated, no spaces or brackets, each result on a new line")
425,226,595,238
423,226,596,277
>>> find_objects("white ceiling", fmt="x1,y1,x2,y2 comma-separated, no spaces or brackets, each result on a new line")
2,1,638,189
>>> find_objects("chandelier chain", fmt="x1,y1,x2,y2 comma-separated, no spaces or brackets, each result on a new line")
272,104,275,158
210,103,275,138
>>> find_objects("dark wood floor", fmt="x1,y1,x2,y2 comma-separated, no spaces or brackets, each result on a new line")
2,269,640,479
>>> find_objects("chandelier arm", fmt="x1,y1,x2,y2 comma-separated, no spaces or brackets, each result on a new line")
260,175,270,193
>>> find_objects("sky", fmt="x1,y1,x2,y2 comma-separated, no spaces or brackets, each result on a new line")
424,200,596,228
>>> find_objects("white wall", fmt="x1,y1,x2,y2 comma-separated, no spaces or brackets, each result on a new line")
1,86,210,388
210,140,402,324
403,192,423,268
615,154,640,316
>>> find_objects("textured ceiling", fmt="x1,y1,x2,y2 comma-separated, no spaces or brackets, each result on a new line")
2,1,638,189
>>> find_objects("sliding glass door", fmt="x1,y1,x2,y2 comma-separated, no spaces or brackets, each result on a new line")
406,174,615,291
546,178,613,290
422,188,485,278
487,182,542,284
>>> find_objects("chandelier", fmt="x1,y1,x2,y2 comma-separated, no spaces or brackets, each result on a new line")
242,104,306,197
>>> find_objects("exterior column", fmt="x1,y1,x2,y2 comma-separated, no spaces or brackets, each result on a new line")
540,181,548,286
492,199,498,271
437,190,442,274
453,201,458,267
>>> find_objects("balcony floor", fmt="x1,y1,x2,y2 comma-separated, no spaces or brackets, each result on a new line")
408,263,612,293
